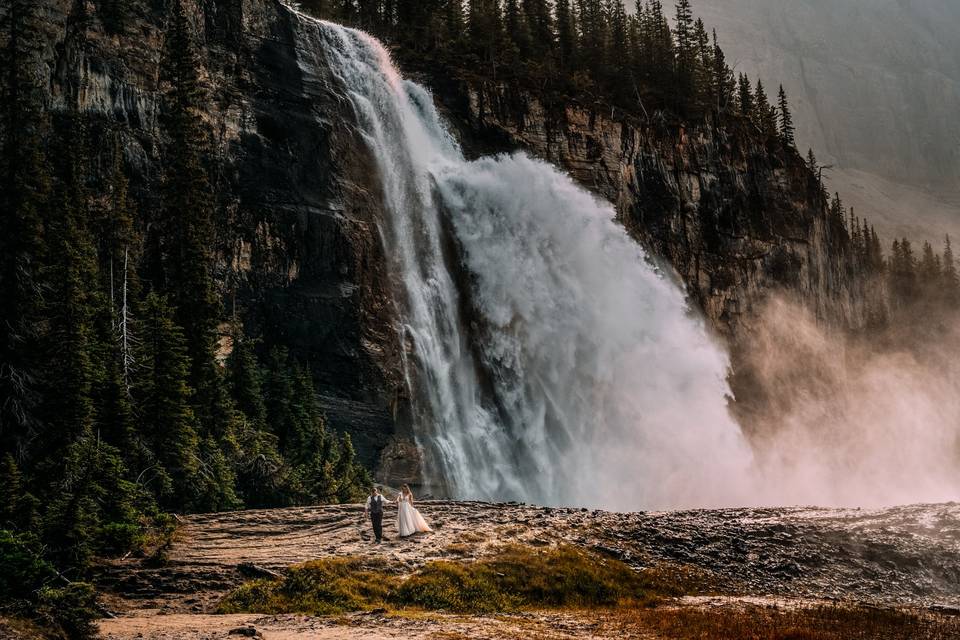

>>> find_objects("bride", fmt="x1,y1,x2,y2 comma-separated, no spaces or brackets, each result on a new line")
395,484,432,537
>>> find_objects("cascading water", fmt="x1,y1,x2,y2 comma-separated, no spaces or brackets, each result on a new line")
301,13,754,510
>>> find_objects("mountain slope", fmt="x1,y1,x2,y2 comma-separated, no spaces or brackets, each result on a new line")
694,0,960,244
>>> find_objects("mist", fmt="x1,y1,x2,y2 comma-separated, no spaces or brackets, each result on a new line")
739,297,960,507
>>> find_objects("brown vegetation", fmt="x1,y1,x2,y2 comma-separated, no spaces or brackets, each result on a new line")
218,544,667,616
598,604,960,640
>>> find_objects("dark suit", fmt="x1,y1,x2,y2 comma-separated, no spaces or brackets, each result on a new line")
367,494,384,542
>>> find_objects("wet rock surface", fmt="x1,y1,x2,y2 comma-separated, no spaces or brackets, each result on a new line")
95,501,960,616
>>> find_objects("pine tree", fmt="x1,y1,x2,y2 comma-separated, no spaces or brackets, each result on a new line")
228,333,268,432
829,192,845,229
0,0,53,448
105,147,140,394
160,0,221,393
673,0,695,108
0,453,23,525
869,226,884,274
523,0,555,59
753,80,777,137
468,0,504,66
43,428,137,569
692,18,712,107
849,208,862,258
263,347,293,442
42,118,103,458
919,241,939,280
98,341,140,466
504,0,530,59
711,30,734,112
289,362,329,463
888,238,918,308
194,434,241,512
943,235,959,307
333,432,368,503
555,0,577,70
737,73,753,117
650,1,675,95
439,0,465,47
138,292,201,504
608,1,630,89
777,84,796,147
574,0,607,77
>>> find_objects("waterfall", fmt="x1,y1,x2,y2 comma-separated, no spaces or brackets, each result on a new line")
305,16,754,510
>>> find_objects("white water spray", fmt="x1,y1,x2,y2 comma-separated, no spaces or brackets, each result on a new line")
303,16,754,510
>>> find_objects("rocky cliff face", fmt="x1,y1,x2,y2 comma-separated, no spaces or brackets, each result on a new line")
27,0,867,480
29,0,410,471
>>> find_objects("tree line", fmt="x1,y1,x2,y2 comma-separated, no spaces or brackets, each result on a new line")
0,1,369,633
296,0,799,146
817,168,960,327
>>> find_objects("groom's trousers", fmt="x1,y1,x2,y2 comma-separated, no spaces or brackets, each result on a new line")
371,513,383,541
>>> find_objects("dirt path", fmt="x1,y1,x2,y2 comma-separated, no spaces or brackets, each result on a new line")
98,610,634,640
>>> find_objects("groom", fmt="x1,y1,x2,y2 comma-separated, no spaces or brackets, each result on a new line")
364,485,386,544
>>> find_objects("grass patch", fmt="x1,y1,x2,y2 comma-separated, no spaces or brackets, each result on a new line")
218,544,665,616
218,556,396,616
441,543,474,556
456,531,487,543
139,513,179,566
606,604,960,640
0,616,48,640
638,563,725,596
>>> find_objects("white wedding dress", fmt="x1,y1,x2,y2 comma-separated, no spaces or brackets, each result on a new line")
396,494,432,537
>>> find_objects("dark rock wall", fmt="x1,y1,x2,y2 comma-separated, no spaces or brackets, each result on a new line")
28,0,408,470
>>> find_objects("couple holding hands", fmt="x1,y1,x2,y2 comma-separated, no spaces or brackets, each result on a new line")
364,484,432,543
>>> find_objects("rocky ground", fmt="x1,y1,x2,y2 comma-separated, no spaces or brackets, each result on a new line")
95,501,960,639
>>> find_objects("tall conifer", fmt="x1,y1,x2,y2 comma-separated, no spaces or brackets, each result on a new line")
777,84,796,147
160,0,220,391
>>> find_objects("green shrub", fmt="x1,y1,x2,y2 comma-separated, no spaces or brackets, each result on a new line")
478,544,649,608
37,583,99,639
0,530,56,602
97,522,145,555
392,560,518,613
0,531,100,638
218,579,284,614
